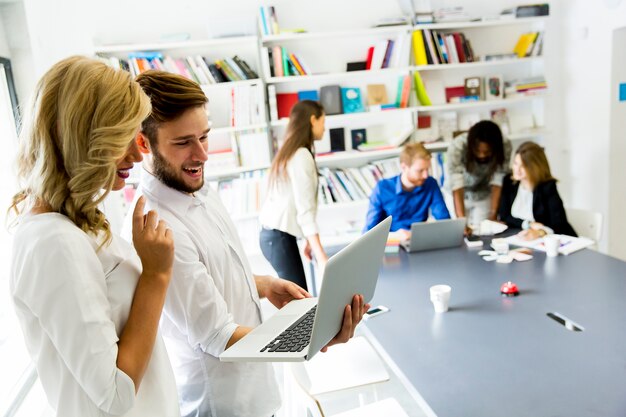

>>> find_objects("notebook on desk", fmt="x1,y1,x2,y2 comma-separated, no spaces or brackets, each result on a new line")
400,218,466,252
220,216,391,362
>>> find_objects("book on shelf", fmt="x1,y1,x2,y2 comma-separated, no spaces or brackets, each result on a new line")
366,84,389,106
464,76,483,99
514,3,549,17
340,87,365,113
433,7,471,23
267,85,279,121
485,75,504,100
350,128,367,149
298,90,319,101
412,30,429,66
413,30,475,65
259,5,280,36
329,128,346,152
413,71,432,106
214,169,268,217
265,46,309,77
346,61,367,72
395,75,411,108
99,53,258,85
416,115,434,141
276,92,299,119
320,85,343,115
369,40,390,70
513,32,543,58
230,83,265,127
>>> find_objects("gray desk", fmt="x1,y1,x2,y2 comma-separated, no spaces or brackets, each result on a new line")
365,245,626,417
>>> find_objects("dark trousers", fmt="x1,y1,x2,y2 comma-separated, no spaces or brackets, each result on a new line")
259,228,308,291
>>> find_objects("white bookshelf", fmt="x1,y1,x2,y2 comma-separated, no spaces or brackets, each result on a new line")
93,36,259,54
93,8,550,254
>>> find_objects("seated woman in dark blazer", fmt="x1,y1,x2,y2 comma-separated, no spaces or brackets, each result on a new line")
499,141,577,240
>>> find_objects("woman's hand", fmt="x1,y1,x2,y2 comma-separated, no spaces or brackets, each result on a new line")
132,196,174,284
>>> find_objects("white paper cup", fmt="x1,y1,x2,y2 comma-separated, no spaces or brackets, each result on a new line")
544,235,560,257
491,238,509,255
430,285,452,313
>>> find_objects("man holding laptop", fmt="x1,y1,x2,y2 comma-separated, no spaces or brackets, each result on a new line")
122,71,367,417
364,142,451,241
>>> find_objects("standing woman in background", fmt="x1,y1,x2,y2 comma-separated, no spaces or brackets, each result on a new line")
259,100,328,292
9,56,180,417
447,120,512,228
498,141,577,240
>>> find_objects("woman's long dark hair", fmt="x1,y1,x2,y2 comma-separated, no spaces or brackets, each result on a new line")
464,120,505,176
268,100,324,186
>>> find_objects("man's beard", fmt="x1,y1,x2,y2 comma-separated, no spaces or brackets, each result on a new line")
152,147,204,194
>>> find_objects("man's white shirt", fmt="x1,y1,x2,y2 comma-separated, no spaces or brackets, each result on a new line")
121,169,280,417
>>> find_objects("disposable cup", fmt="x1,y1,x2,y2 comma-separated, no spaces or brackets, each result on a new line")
544,234,560,257
430,285,452,313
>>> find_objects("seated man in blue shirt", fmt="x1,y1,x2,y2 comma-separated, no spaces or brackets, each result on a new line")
364,142,450,240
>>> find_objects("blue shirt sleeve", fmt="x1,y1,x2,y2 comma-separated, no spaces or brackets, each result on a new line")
428,178,451,220
364,183,387,232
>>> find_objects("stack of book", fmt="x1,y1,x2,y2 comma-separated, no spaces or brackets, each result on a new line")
364,33,410,70
97,53,258,85
264,46,310,77
433,7,471,23
412,30,476,66
505,76,547,97
259,5,280,36
229,84,265,127
513,31,544,58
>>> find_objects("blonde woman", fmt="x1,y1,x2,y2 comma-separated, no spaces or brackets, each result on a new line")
9,56,179,416
259,100,328,292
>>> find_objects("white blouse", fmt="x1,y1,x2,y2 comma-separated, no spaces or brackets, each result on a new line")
511,184,535,222
122,170,281,417
259,147,319,238
10,213,179,417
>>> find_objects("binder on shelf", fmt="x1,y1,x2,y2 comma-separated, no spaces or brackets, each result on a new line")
267,85,279,121
320,85,343,115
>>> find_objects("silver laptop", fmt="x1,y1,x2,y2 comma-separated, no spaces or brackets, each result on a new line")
220,216,392,362
400,218,465,252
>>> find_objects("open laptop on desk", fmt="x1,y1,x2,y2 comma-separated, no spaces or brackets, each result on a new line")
220,216,391,363
400,218,465,252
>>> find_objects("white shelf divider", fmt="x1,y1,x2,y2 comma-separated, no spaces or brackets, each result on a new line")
411,56,542,72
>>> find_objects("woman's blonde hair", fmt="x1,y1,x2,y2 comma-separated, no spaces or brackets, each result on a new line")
9,56,151,245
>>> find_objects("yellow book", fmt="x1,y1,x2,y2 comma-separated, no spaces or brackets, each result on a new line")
413,71,432,106
514,32,538,58
412,30,429,66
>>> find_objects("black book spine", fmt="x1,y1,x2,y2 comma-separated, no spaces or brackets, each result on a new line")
422,30,433,65
233,55,258,79
206,62,227,83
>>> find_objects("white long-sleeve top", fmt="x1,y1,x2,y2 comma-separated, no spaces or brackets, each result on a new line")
259,147,319,238
121,169,280,417
10,213,179,417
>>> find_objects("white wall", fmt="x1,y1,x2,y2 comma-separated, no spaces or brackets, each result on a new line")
0,2,35,103
609,25,626,258
559,0,626,256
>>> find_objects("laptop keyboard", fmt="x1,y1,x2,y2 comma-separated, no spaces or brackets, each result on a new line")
260,306,317,353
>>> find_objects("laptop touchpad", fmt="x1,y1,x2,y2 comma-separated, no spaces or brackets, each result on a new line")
255,315,301,335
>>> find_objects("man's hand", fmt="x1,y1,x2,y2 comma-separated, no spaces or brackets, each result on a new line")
256,275,311,308
397,229,411,242
321,294,369,353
